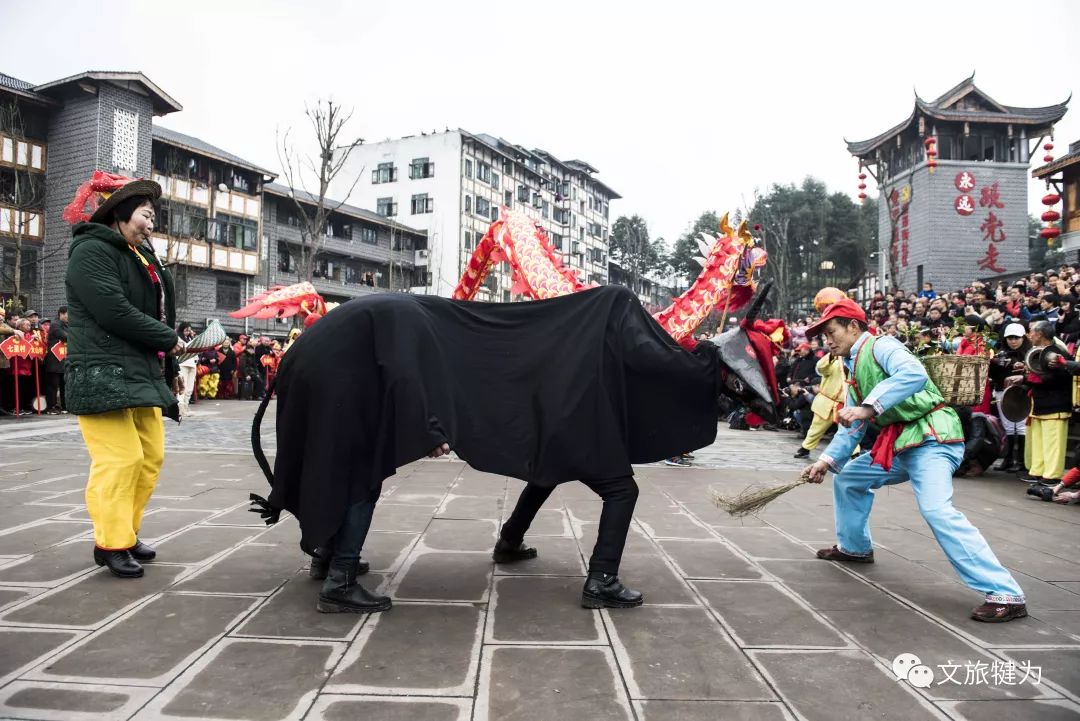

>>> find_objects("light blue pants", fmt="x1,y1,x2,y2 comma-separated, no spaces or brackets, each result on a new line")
833,441,1025,603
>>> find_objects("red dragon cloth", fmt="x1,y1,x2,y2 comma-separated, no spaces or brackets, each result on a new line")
229,282,328,328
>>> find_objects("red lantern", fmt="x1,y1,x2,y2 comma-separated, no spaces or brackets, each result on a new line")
858,173,867,180
858,193,867,200
1042,209,1061,223
1040,226,1061,240
1044,142,1054,151
1043,193,1061,206
1044,155,1055,163
858,183,867,190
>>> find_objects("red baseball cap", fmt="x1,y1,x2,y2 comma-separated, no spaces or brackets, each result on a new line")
807,298,867,337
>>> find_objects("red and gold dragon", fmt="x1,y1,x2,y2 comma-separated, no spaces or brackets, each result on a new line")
230,208,767,348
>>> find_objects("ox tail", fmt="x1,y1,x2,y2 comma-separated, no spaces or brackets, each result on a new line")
248,376,281,525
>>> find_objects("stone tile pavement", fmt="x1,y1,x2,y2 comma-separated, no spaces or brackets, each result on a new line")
0,402,1078,719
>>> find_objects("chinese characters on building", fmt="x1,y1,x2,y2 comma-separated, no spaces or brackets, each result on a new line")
954,171,1007,274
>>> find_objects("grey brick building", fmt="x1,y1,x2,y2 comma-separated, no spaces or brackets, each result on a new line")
1,68,427,337
848,75,1068,293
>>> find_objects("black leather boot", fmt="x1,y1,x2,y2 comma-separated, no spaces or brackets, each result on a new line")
1008,437,1026,473
93,547,144,578
130,539,156,562
581,570,643,609
492,537,538,564
317,566,391,613
993,436,1014,471
309,551,370,581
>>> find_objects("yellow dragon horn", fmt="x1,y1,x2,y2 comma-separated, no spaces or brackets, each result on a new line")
736,219,753,244
718,212,733,237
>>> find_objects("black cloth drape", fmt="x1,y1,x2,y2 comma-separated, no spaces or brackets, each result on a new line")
266,286,721,552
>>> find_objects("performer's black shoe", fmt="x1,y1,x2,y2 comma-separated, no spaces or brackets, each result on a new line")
816,545,874,563
492,538,538,564
130,539,156,562
793,447,810,459
317,566,391,614
309,552,369,580
581,571,644,609
971,601,1027,623
93,547,144,578
1018,472,1043,484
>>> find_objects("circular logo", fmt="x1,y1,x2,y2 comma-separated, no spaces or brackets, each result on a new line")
892,653,921,680
955,171,976,192
955,195,975,216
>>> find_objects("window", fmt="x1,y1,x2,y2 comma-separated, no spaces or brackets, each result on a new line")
112,107,139,172
325,217,353,241
227,168,252,194
518,186,529,203
477,162,491,183
587,222,602,238
464,158,473,178
372,162,397,184
504,190,513,208
377,197,397,217
392,233,414,251
491,171,500,191
162,202,208,240
411,193,433,214
213,213,257,251
464,231,474,249
216,276,242,309
358,226,377,245
475,196,491,217
553,207,569,224
464,194,472,214
541,200,549,219
278,201,301,228
346,263,362,284
503,159,513,175
550,232,563,250
409,158,435,179
277,241,292,272
18,247,37,288
490,205,499,221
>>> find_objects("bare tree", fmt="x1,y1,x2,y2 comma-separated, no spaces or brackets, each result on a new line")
276,100,365,283
0,101,50,310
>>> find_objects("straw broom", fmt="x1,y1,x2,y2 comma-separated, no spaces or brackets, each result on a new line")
710,468,812,517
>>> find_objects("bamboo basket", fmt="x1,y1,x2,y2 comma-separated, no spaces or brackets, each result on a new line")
921,355,990,407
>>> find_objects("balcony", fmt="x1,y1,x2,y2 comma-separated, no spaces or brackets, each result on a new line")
150,233,260,276
0,205,43,240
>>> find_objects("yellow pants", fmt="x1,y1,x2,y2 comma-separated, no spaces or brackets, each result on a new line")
802,413,833,451
78,407,165,549
1026,413,1069,481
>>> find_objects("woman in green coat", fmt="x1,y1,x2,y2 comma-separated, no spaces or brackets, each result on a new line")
63,172,185,578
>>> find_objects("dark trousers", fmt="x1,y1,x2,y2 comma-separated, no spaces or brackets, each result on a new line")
501,475,639,575
328,500,376,571
45,372,64,410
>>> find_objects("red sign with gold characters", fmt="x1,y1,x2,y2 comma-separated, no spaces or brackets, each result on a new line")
955,171,976,192
26,337,47,361
0,335,30,360
955,195,975,216
50,341,68,362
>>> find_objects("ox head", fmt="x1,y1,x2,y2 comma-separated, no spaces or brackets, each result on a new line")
707,282,781,422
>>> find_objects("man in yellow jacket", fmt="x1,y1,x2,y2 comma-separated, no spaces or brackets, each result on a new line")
794,353,846,459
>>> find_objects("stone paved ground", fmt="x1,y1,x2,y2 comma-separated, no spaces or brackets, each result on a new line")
0,401,1079,720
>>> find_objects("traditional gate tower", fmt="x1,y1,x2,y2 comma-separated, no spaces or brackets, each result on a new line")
847,75,1068,291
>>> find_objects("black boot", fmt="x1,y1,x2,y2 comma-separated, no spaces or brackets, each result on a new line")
492,537,538,564
93,547,144,578
130,539,156,562
993,436,1014,471
1008,436,1026,473
309,551,370,581
581,570,643,609
317,566,391,614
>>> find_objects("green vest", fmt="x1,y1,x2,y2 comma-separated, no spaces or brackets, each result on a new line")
850,335,964,454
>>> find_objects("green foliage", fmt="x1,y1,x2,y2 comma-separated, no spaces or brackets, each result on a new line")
669,211,722,283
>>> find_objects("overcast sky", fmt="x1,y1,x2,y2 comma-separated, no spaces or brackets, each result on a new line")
4,0,1078,246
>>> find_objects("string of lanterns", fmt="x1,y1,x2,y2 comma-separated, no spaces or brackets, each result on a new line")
1040,139,1061,245
857,165,867,203
924,136,938,174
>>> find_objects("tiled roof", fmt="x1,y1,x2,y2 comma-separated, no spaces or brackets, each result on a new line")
152,125,275,177
847,75,1069,157
0,72,34,92
263,182,426,235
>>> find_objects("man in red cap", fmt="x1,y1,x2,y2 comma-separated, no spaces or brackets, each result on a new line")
802,295,1026,623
